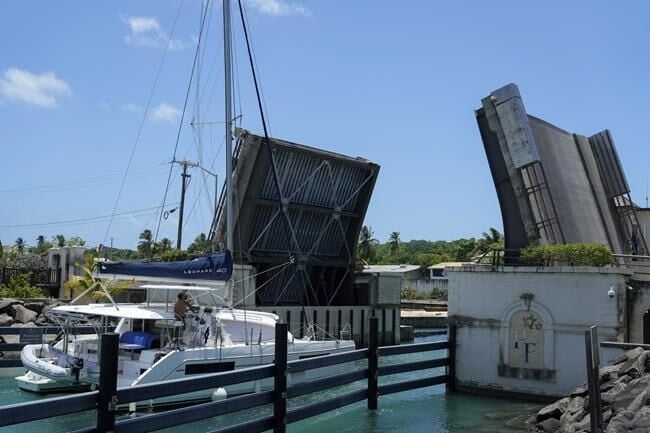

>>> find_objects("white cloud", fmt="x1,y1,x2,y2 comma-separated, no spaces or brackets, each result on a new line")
247,0,311,16
122,15,187,50
127,16,160,34
120,102,142,112
0,68,71,108
151,103,180,123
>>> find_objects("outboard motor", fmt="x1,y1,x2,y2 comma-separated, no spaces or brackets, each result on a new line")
71,357,84,384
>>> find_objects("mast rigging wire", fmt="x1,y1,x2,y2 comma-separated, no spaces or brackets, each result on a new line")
103,0,186,245
154,0,212,246
237,0,314,311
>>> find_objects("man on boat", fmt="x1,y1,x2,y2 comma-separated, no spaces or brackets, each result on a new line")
174,291,192,320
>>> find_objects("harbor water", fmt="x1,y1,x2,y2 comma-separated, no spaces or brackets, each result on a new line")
0,334,540,433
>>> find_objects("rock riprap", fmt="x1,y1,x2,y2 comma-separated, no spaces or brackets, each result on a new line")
530,347,650,432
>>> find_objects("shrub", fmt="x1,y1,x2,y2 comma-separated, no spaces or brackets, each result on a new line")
430,288,448,300
520,245,555,266
401,287,428,300
0,273,45,298
520,243,612,267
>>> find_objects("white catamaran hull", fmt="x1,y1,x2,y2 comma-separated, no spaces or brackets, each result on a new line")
125,340,356,408
17,338,355,408
15,302,356,409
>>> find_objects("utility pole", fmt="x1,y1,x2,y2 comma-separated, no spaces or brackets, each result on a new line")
171,158,218,251
177,161,191,250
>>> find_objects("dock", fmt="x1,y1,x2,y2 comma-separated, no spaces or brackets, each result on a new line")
399,300,448,342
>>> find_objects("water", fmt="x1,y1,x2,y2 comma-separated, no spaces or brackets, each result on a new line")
0,335,540,432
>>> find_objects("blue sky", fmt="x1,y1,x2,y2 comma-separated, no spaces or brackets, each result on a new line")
1,0,649,250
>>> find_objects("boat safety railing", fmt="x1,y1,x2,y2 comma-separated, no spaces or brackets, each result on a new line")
0,319,456,433
0,326,104,367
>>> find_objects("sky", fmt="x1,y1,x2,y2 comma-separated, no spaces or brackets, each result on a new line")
1,0,649,250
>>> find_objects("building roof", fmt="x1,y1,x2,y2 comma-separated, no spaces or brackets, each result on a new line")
363,264,420,274
427,262,468,270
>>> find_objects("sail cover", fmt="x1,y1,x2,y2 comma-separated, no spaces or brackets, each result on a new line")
98,251,232,281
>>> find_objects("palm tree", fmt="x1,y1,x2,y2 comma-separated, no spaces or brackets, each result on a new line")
357,225,378,262
187,233,208,254
53,234,66,248
64,253,131,301
482,228,502,245
155,238,173,255
15,237,25,254
36,235,46,253
138,229,154,257
388,232,400,256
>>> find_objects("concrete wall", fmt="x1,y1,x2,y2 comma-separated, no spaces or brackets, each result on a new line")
528,118,611,246
408,279,448,294
376,274,402,305
47,246,88,297
448,265,631,398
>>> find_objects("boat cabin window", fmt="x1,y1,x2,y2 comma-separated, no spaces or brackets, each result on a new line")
221,320,275,343
185,362,235,375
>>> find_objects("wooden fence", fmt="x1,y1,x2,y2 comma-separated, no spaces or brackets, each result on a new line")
0,319,455,433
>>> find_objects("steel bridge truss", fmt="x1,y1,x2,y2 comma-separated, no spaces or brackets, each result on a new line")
210,129,379,306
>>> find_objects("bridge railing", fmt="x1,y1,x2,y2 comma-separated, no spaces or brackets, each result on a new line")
0,319,455,433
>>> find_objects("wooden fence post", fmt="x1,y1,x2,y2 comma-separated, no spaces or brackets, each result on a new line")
274,323,288,433
97,333,119,433
368,317,379,410
446,324,456,393
585,326,602,433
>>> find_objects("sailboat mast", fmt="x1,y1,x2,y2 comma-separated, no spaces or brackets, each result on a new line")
223,0,234,304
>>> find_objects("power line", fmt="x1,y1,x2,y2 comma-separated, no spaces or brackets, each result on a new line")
0,204,178,229
0,166,168,196
104,0,187,245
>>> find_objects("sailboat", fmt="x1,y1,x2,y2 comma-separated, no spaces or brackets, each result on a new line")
14,0,356,406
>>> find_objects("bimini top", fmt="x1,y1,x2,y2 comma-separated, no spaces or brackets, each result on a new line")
98,252,232,282
50,304,176,320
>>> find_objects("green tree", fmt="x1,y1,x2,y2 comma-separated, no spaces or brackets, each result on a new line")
155,238,173,255
137,229,154,257
474,227,504,256
15,237,26,254
482,227,502,245
159,249,189,262
452,238,476,261
388,232,400,256
64,253,131,301
416,253,453,269
187,233,209,255
66,236,86,247
32,235,53,255
357,225,378,263
53,235,66,248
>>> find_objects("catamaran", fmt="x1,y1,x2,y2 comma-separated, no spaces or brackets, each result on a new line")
15,281,355,407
